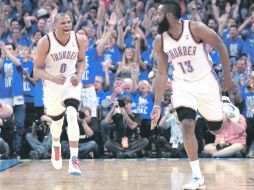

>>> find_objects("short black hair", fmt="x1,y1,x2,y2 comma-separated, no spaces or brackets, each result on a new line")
5,42,16,50
54,13,72,24
161,0,181,19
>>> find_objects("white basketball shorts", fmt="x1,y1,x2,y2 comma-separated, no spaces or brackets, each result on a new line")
43,76,82,116
171,71,223,121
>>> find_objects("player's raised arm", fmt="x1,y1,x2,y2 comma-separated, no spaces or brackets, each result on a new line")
190,21,236,93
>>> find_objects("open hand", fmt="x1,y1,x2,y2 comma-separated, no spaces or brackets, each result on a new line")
108,12,117,28
223,78,237,95
150,105,161,130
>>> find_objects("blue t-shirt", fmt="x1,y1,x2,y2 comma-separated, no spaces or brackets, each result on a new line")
223,37,245,58
23,60,34,102
34,79,44,107
0,60,12,98
241,86,254,118
134,91,154,119
12,57,24,96
209,49,221,67
82,48,100,85
0,57,23,98
243,39,254,65
124,32,133,48
98,47,122,85
139,50,152,80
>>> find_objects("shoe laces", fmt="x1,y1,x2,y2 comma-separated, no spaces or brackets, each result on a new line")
191,177,204,185
71,157,80,170
192,177,200,182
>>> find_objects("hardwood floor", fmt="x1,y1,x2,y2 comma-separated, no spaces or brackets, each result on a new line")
1,159,254,190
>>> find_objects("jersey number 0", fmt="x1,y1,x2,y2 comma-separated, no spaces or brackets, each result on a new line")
60,63,67,73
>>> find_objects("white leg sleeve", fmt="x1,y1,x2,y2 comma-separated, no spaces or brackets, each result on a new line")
50,117,64,139
66,106,80,141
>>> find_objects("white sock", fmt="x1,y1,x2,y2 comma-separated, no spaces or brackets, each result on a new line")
70,147,79,159
52,141,61,147
190,160,202,178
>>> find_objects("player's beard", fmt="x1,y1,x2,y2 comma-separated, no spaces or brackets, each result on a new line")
157,15,170,34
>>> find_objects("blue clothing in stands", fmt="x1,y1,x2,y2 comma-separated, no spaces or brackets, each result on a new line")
139,50,152,80
241,86,254,119
82,48,100,85
12,57,24,97
134,92,154,119
243,39,254,65
100,47,122,85
34,79,44,107
224,37,245,58
0,60,12,98
23,60,34,103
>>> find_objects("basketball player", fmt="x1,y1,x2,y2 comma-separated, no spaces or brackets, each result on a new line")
150,1,236,189
34,13,87,176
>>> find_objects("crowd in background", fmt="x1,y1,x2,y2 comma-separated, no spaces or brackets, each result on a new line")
1,0,254,159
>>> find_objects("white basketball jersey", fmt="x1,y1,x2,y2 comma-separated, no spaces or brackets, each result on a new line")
162,20,212,81
45,31,79,78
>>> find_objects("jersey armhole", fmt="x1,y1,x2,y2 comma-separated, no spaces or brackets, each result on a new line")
189,21,203,44
75,33,80,51
46,34,51,54
161,33,164,52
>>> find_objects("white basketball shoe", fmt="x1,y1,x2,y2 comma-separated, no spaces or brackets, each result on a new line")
51,145,62,169
182,176,206,190
222,96,240,123
68,156,81,176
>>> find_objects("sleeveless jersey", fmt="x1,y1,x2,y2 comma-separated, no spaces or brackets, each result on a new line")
162,20,212,81
45,31,79,78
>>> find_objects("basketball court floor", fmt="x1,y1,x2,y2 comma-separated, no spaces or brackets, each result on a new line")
1,158,254,190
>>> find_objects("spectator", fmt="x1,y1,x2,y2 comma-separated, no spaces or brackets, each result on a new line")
61,107,99,159
18,44,35,130
25,115,52,159
135,80,154,139
232,57,249,88
0,42,25,158
80,12,117,117
0,102,14,159
204,97,247,158
100,78,131,146
236,73,254,148
224,25,246,66
158,104,185,158
115,47,140,80
104,96,149,158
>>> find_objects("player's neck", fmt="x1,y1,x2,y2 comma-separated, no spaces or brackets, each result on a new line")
168,20,182,37
55,30,70,44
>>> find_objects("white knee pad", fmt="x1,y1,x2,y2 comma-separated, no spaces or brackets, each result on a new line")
50,117,64,139
66,106,80,141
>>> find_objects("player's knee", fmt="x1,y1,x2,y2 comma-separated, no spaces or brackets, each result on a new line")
206,120,223,133
50,117,64,138
66,106,78,122
65,105,79,141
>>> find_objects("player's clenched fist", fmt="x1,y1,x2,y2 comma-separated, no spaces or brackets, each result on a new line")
52,74,66,85
70,75,80,86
